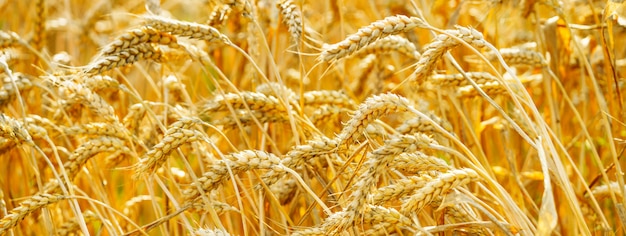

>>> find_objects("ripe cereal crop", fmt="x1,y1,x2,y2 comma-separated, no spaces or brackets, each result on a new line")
0,0,625,235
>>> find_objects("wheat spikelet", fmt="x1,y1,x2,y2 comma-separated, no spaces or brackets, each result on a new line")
0,114,33,144
320,15,427,62
99,26,179,57
309,105,350,129
207,4,232,27
0,72,33,108
0,194,65,234
336,93,412,147
183,150,287,202
352,35,420,59
56,210,98,236
84,43,162,75
427,72,497,87
143,15,229,43
270,177,298,205
400,168,479,216
135,118,203,177
277,0,303,43
0,31,23,49
411,26,485,84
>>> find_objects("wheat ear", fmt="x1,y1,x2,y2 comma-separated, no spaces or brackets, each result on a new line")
277,0,304,43
411,26,485,84
183,150,287,202
400,168,479,216
143,15,229,43
336,93,412,147
351,35,420,59
262,136,338,186
331,133,437,234
320,15,427,62
56,210,98,236
0,194,66,234
135,118,203,177
63,136,132,181
84,43,163,75
427,72,497,87
0,73,33,108
98,26,179,57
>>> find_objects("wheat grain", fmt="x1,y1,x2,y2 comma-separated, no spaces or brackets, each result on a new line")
320,15,427,62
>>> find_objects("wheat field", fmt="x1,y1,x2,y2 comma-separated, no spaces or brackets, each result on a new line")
0,0,625,235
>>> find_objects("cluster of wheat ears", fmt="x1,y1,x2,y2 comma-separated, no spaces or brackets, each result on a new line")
0,0,625,235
